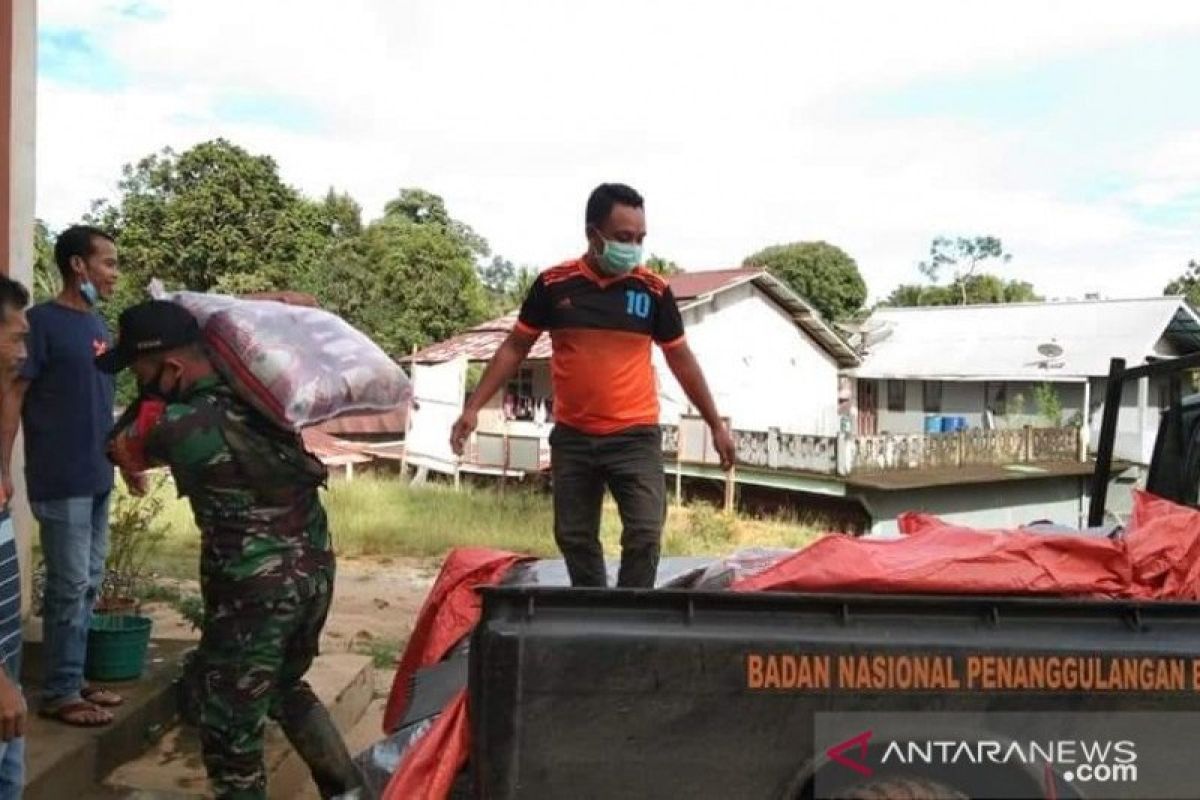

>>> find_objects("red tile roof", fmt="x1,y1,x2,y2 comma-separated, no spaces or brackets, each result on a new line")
668,268,762,301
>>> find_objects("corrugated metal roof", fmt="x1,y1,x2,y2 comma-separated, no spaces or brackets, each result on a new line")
406,313,554,363
314,406,409,437
853,297,1200,381
406,268,858,366
301,429,373,465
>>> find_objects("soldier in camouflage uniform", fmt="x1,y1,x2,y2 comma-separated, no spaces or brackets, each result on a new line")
98,301,361,800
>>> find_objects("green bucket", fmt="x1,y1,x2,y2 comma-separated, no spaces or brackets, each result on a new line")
86,614,153,682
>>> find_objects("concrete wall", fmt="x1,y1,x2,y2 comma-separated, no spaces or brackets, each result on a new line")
4,0,36,617
656,283,841,435
854,475,1091,535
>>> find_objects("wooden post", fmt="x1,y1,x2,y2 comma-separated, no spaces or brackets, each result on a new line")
956,430,965,467
724,465,736,513
675,425,684,507
1023,426,1033,463
499,427,509,496
1079,379,1091,462
1088,359,1126,527
401,344,417,480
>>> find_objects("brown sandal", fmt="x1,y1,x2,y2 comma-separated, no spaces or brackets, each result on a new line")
40,700,113,727
82,685,124,708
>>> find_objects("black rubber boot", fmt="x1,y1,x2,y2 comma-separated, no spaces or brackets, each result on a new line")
279,703,364,799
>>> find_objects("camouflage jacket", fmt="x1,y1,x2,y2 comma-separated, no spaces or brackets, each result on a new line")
127,375,333,599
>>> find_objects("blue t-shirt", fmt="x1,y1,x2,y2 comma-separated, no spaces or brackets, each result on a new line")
20,302,116,502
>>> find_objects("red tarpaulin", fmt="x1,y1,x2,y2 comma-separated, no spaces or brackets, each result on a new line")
383,690,470,800
382,547,528,732
734,491,1200,599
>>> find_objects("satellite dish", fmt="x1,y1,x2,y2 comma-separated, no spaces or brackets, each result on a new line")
1031,340,1066,370
1037,342,1064,359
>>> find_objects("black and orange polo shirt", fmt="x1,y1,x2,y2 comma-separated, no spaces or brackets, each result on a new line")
516,258,686,436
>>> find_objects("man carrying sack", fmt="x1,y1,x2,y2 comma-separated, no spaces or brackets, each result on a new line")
98,300,360,800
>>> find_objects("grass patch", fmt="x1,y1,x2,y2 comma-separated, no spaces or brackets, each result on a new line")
142,475,823,580
353,636,405,670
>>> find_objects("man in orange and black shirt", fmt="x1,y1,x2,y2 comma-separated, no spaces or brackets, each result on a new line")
451,183,735,587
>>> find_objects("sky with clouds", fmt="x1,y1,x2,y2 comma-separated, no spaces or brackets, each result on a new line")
35,0,1200,301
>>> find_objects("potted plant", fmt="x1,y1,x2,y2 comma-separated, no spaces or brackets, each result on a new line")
86,474,170,682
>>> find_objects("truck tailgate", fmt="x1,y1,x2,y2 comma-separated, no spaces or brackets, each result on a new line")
470,587,1200,799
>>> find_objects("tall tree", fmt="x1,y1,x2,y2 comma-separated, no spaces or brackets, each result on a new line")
918,236,1012,306
90,140,494,359
88,138,335,299
743,241,867,322
313,189,492,356
1165,259,1200,308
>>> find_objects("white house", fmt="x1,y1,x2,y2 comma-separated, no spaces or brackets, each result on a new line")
850,297,1200,466
403,268,859,476
655,268,858,435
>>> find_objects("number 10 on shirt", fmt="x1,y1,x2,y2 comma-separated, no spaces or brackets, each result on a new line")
625,290,651,319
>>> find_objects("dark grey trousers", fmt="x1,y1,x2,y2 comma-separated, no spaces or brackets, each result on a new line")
549,424,666,588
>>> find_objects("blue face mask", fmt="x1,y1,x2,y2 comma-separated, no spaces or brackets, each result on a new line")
598,239,642,276
80,281,99,306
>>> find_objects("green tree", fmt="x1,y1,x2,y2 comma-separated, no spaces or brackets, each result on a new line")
1165,259,1200,308
479,255,516,297
33,219,59,302
508,266,539,308
89,140,494,362
479,257,542,315
314,190,491,356
885,273,1040,307
646,254,681,276
1033,382,1063,427
89,139,332,296
317,189,363,240
917,236,1012,306
742,241,867,322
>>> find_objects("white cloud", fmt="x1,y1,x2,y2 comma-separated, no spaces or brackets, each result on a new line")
35,0,1200,302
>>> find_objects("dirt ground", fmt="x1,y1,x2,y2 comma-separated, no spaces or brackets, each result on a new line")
141,556,440,664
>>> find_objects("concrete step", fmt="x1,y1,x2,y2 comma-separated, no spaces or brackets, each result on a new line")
101,654,375,800
24,638,195,800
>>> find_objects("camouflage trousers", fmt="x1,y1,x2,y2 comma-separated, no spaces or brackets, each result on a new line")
191,569,334,800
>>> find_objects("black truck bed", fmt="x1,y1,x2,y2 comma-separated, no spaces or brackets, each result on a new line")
470,586,1200,799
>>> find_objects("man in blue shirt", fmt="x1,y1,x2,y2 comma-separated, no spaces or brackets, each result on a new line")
0,226,125,727
0,275,31,798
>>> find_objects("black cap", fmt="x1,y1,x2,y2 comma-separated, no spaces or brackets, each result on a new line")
96,300,201,374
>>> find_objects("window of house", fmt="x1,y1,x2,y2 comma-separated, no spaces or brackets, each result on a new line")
887,380,906,413
505,368,535,420
923,381,943,414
